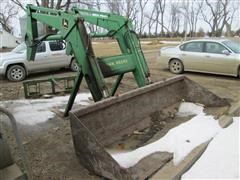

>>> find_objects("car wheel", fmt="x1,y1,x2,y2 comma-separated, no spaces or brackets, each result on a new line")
70,59,79,72
169,59,184,74
7,65,26,81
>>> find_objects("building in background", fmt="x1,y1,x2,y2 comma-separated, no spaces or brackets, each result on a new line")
0,29,21,48
19,15,46,39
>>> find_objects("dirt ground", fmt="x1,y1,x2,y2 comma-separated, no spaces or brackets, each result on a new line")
0,41,239,179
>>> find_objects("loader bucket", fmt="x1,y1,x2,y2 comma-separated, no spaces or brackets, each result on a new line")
69,75,229,180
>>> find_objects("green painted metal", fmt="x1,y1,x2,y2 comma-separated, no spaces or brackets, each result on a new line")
25,5,151,115
23,76,76,98
25,6,38,61
100,54,135,77
64,72,84,116
110,74,124,96
71,7,150,86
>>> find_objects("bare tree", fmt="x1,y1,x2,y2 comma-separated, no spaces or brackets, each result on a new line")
201,0,231,37
0,2,18,33
105,0,138,31
145,4,156,36
153,0,160,36
225,0,239,36
181,0,203,37
35,0,72,10
158,0,166,37
145,0,168,37
138,0,149,36
10,0,72,10
124,0,136,18
105,0,123,15
145,10,170,36
123,0,138,31
169,1,181,37
10,0,25,10
150,0,166,36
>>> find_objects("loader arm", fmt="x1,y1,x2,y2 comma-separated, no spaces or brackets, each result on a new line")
25,4,151,116
72,8,150,85
25,4,108,103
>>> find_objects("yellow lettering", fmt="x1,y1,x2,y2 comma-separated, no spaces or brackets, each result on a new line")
107,59,128,66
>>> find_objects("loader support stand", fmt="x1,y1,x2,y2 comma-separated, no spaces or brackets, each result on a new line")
64,72,84,117
111,74,124,96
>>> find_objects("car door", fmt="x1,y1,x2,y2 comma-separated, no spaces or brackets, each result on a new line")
48,41,70,68
202,42,237,75
180,42,205,71
27,42,51,72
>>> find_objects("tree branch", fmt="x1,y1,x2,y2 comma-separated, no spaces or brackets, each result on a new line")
10,0,25,11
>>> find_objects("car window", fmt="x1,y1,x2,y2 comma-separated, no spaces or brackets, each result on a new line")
181,42,204,52
222,40,240,53
36,42,46,53
205,42,227,54
49,41,64,51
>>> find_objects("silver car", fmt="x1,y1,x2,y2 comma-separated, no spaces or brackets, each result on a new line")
0,40,79,81
158,39,240,77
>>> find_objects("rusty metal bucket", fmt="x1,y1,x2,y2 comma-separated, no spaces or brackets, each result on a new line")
69,75,229,180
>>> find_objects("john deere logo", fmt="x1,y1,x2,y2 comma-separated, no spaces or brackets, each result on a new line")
62,19,69,29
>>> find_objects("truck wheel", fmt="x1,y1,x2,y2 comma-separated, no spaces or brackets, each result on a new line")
169,59,184,74
70,59,79,72
7,65,26,81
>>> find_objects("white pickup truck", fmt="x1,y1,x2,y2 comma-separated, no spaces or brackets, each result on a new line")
0,40,79,81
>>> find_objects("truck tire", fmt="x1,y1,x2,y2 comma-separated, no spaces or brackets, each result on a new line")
7,65,26,81
169,59,184,74
70,59,79,72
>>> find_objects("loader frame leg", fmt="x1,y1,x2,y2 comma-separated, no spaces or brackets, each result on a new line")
111,74,124,96
64,72,84,117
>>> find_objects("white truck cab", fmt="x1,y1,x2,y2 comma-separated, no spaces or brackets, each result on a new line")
0,41,78,81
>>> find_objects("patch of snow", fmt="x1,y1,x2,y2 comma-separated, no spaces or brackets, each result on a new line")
0,93,91,125
140,41,152,44
159,41,180,44
177,102,204,116
92,42,100,45
110,102,222,168
182,117,240,179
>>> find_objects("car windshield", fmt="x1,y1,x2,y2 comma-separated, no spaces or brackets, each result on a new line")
11,42,26,53
222,40,240,54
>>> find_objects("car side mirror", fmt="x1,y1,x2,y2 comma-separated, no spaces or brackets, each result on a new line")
57,40,66,50
61,42,66,50
222,50,230,55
